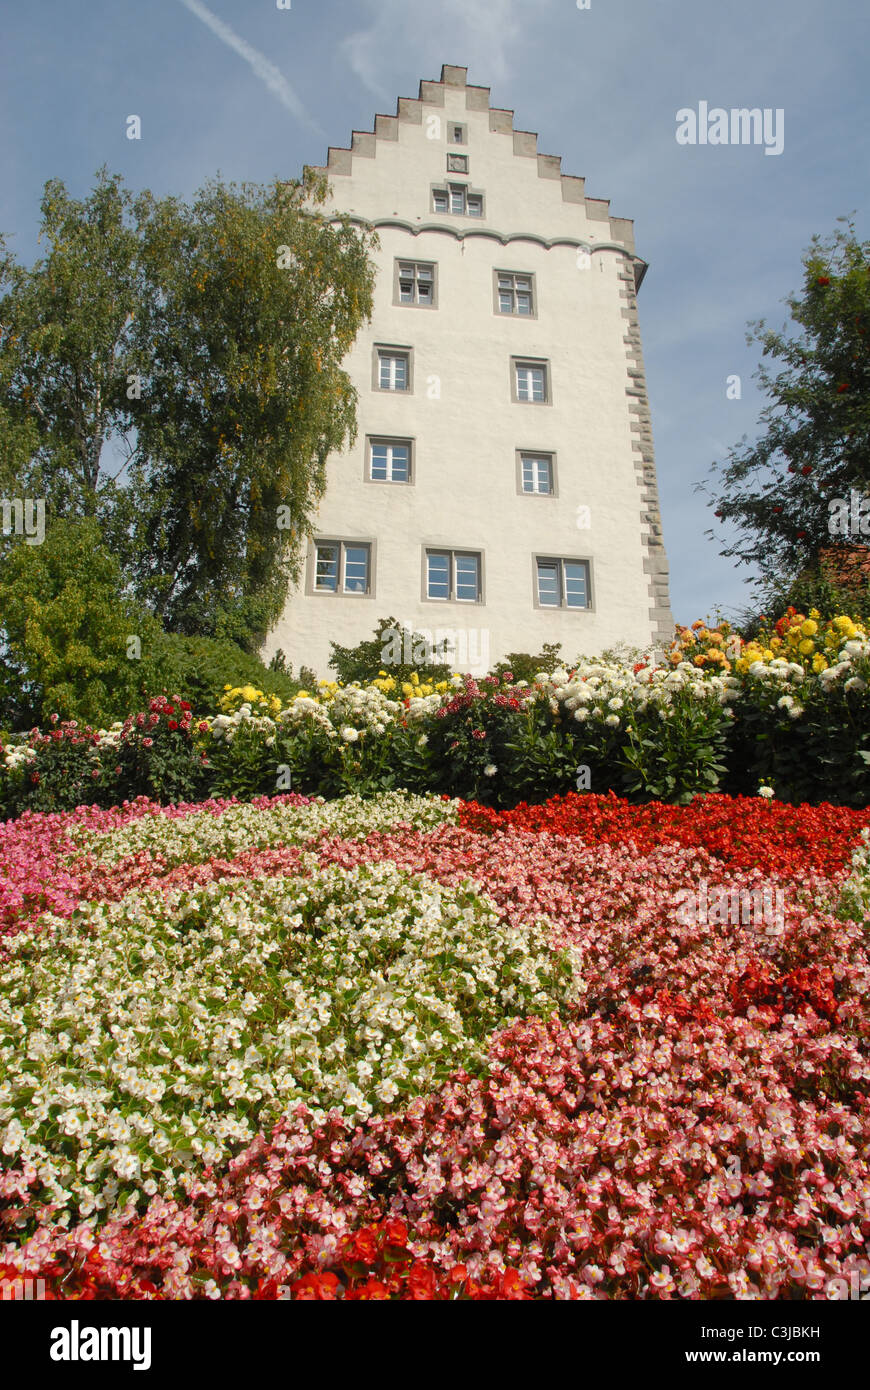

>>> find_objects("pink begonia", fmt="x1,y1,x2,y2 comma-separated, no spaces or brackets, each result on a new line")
1,792,869,1299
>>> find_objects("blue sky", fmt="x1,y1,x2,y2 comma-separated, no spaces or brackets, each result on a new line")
2,0,867,626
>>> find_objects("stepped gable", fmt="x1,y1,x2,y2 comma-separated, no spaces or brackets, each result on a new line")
309,63,642,279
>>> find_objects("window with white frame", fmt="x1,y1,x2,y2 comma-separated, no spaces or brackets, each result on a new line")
432,184,483,217
369,439,411,483
377,349,410,391
314,541,371,594
497,271,534,316
535,557,590,609
520,453,554,495
397,261,435,305
514,359,549,403
426,549,481,602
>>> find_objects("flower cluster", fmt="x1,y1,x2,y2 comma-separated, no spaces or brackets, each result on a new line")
0,853,576,1227
741,609,867,675
2,787,870,1299
219,686,283,718
668,618,740,672
537,661,738,728
457,790,870,876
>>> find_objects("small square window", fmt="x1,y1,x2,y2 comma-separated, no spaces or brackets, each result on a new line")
314,541,372,595
520,454,554,495
376,350,410,391
449,124,466,144
496,271,535,316
514,360,549,403
425,549,482,602
369,439,411,484
535,557,590,609
396,261,436,306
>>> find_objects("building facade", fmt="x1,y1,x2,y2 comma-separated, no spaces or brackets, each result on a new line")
265,64,672,678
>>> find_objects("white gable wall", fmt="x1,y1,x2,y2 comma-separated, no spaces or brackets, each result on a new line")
265,66,672,677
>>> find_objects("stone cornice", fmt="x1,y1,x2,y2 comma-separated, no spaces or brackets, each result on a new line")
328,215,648,291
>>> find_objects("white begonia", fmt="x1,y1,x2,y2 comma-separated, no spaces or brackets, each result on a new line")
0,825,578,1229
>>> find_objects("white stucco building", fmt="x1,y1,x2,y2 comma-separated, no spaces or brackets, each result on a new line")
265,64,672,678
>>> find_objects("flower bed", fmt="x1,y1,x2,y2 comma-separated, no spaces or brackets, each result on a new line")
1,789,869,1300
3,607,870,814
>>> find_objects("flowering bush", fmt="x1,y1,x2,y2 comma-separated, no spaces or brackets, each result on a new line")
3,606,870,813
219,686,283,718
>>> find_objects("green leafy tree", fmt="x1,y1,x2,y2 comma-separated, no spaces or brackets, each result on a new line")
491,643,564,683
0,518,160,727
329,616,453,686
0,167,377,647
706,221,870,598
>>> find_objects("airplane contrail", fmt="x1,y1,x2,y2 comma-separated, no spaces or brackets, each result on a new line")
177,0,324,134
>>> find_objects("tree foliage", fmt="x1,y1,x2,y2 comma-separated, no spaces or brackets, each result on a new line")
0,168,377,646
0,518,159,726
329,617,453,686
706,220,870,599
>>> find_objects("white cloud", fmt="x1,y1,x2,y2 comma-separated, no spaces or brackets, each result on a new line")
340,0,531,102
176,0,324,134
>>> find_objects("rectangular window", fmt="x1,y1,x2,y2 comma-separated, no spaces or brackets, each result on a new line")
397,261,435,306
369,440,410,483
432,185,484,217
314,541,371,594
426,551,450,600
496,271,534,316
514,360,548,402
377,350,409,391
426,549,482,602
343,546,369,594
535,557,590,609
314,543,339,592
521,453,554,495
454,553,480,601
450,123,466,144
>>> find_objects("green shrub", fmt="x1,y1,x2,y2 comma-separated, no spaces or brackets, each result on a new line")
329,616,452,686
490,643,564,686
145,633,315,714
